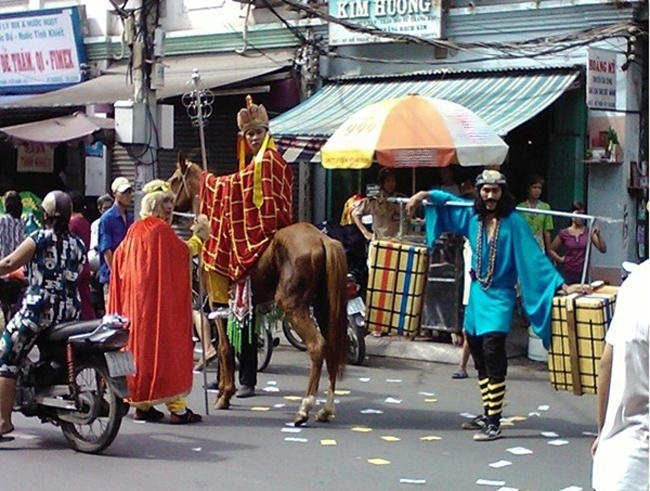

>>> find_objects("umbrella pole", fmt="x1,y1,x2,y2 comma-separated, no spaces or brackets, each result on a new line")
412,168,416,194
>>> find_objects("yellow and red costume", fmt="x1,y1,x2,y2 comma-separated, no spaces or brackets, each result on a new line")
200,142,293,283
199,97,293,304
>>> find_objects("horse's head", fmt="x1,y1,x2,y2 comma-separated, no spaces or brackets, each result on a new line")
168,151,201,212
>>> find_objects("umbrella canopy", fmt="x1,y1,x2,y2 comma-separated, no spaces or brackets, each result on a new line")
320,95,509,169
0,112,114,146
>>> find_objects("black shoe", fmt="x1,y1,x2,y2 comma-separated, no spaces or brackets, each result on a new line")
236,385,255,398
473,424,502,441
461,415,487,430
169,408,202,425
134,407,165,422
205,381,219,391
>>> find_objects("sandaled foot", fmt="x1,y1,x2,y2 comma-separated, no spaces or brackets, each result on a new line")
134,407,165,422
452,368,468,379
0,424,15,442
170,408,202,425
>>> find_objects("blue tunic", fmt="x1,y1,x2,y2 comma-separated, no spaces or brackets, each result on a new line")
424,190,564,348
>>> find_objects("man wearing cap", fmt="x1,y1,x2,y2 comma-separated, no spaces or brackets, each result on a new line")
407,170,577,442
98,177,134,304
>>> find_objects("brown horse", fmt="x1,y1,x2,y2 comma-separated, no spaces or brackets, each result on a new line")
168,156,348,426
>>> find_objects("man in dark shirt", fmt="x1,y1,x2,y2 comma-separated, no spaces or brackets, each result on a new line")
98,177,134,304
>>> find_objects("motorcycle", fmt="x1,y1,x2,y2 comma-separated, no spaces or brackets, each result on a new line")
13,314,134,454
283,272,367,366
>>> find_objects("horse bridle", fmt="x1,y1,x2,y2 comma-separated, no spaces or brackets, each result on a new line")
172,161,194,207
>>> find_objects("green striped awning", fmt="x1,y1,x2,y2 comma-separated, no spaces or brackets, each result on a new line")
271,68,580,162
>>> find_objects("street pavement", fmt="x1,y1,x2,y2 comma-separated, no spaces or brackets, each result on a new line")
1,344,597,491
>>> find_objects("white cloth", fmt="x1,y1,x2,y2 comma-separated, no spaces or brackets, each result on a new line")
592,260,649,491
88,218,100,272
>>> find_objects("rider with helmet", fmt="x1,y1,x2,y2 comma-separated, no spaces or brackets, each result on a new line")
0,191,86,441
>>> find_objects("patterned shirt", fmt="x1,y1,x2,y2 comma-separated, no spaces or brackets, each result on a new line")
0,215,25,259
26,229,85,326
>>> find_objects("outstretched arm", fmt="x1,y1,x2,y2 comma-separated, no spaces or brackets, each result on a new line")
0,237,36,276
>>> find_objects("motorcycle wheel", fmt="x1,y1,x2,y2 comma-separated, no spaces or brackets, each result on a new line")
59,359,124,454
282,321,307,352
347,319,366,366
257,327,273,373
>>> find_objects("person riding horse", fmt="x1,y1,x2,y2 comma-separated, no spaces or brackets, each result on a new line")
201,96,293,398
168,96,349,426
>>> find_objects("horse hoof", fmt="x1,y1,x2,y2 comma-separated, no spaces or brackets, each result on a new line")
214,398,230,410
294,413,309,426
315,409,332,422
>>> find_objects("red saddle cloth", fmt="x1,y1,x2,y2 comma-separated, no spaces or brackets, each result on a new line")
199,148,293,281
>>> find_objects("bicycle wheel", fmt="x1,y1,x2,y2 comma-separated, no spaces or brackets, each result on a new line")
257,326,273,372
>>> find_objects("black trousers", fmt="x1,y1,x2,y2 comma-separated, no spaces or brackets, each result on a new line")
466,332,507,383
236,323,258,387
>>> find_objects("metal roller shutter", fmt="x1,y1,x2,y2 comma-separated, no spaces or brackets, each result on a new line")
110,143,137,184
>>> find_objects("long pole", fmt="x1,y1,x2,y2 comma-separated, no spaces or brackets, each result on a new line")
183,70,215,415
388,197,622,284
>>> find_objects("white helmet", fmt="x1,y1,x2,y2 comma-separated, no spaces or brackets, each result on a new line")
42,190,72,221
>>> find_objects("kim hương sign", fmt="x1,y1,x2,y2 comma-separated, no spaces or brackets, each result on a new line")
0,7,86,94
587,48,617,111
329,0,442,46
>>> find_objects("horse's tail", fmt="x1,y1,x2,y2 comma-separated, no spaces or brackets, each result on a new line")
322,236,348,376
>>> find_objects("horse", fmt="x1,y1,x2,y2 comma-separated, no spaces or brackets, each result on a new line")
168,155,349,426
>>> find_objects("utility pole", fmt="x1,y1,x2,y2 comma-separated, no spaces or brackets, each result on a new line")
131,0,160,211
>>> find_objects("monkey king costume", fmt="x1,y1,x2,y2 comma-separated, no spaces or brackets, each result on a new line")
424,170,564,441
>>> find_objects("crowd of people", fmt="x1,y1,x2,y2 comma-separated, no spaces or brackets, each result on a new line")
0,102,645,487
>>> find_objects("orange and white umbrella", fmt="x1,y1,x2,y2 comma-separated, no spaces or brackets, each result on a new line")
320,95,508,169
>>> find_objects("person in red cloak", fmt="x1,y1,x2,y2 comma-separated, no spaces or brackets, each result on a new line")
109,180,205,424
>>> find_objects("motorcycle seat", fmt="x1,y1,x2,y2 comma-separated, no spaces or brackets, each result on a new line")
43,319,102,342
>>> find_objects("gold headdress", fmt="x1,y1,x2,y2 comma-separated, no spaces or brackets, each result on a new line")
237,95,269,133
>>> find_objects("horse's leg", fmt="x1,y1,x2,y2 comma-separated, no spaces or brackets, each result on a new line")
214,317,235,409
312,301,337,423
281,306,326,426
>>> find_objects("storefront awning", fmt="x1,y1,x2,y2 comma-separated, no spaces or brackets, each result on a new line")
271,68,580,163
0,112,113,145
1,50,294,109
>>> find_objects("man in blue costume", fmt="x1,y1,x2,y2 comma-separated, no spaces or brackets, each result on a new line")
407,169,577,441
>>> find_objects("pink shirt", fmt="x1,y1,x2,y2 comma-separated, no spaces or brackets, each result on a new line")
558,228,588,274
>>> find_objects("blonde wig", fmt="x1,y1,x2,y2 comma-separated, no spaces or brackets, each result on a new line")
140,180,175,221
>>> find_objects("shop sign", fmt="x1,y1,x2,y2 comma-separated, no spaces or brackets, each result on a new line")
587,48,616,110
17,143,54,173
328,0,442,46
0,8,86,94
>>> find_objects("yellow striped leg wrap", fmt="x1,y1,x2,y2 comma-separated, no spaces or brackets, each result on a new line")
487,380,506,417
479,378,490,410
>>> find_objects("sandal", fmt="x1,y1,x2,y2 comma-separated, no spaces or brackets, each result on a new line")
170,408,202,425
452,368,469,379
